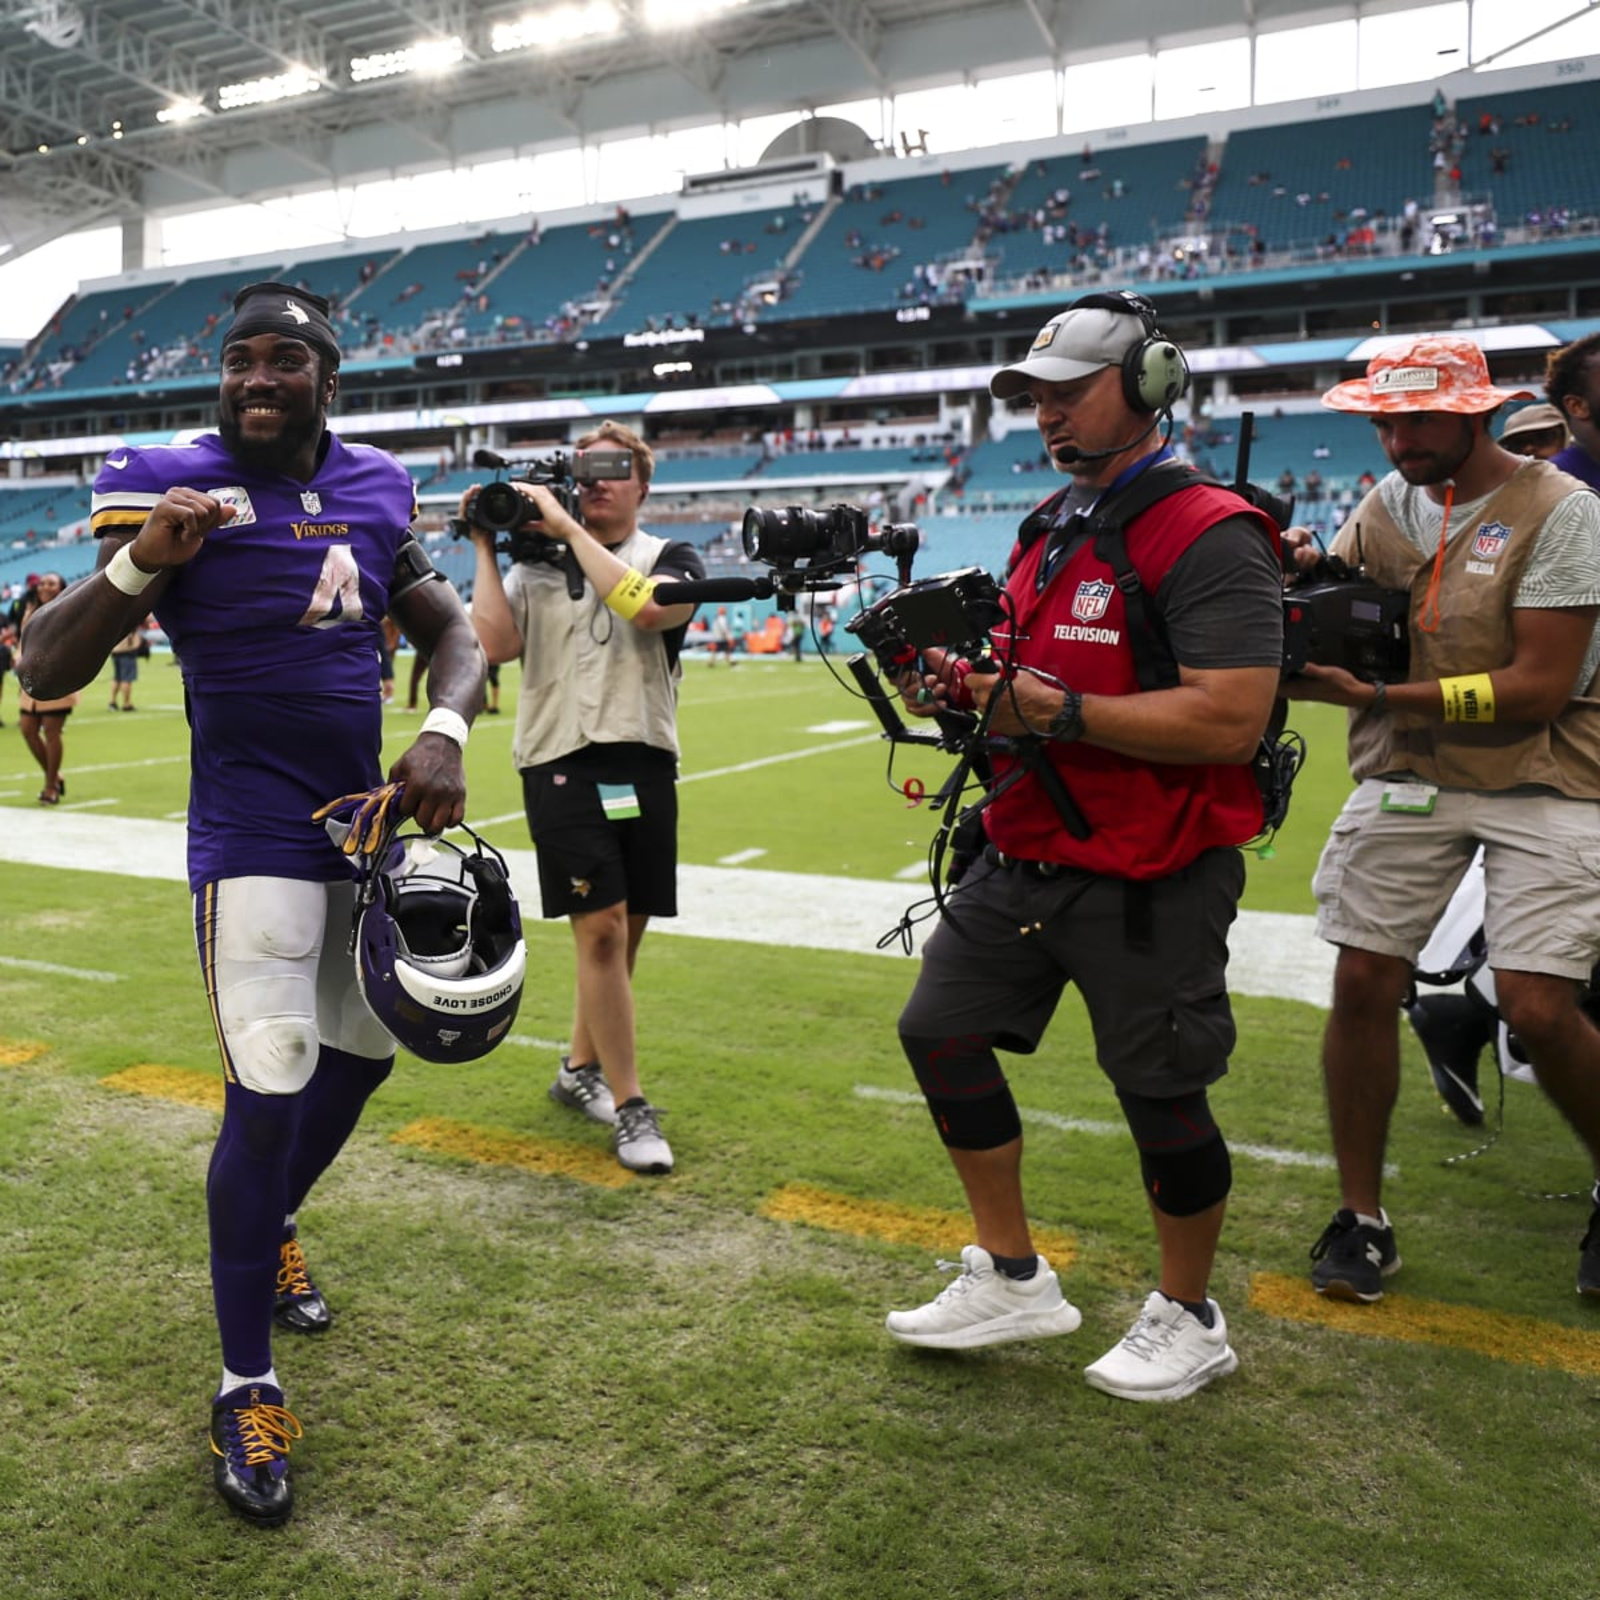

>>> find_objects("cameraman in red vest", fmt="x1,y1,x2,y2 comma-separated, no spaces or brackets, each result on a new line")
885,293,1284,1402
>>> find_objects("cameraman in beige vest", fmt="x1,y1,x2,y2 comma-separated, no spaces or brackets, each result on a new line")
1282,334,1600,1305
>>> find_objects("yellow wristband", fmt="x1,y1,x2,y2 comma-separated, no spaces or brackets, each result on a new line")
604,568,656,620
1440,673,1495,724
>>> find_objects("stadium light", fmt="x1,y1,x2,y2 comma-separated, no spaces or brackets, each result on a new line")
156,100,209,124
350,36,465,83
642,0,747,27
218,68,321,111
491,2,620,53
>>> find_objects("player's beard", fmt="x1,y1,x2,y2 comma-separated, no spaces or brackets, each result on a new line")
218,404,325,474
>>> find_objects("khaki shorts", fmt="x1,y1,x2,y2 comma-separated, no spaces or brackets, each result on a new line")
1313,779,1600,980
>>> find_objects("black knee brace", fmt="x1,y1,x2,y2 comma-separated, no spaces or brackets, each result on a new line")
1117,1087,1233,1217
900,1031,1022,1150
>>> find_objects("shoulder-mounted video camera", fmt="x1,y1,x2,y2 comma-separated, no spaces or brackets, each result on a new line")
453,447,633,565
1283,551,1411,683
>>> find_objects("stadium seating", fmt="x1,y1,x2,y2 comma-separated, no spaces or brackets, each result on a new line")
1212,106,1436,250
453,211,673,345
767,167,1008,320
990,139,1212,279
585,207,811,338
1453,83,1600,226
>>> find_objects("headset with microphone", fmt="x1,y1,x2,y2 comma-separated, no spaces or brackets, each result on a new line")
1044,291,1191,466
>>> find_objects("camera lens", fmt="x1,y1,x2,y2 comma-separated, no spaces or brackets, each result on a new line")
473,481,525,532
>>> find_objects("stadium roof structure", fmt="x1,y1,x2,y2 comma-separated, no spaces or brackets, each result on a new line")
0,0,1452,255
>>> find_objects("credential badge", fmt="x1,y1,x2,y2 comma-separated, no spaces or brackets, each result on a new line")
1072,578,1115,623
301,490,322,514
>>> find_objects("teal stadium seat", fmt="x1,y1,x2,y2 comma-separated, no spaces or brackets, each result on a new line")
1215,106,1436,252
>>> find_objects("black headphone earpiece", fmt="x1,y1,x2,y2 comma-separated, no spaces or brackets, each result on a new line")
1069,290,1190,414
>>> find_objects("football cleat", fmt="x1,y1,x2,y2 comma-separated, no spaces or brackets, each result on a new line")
273,1227,332,1334
210,1381,301,1526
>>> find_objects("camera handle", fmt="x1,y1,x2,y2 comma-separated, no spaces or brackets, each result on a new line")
651,574,847,613
845,654,1090,840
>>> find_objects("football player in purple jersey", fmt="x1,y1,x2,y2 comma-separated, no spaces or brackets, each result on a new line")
19,281,486,1527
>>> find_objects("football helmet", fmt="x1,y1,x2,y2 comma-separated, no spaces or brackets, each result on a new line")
314,785,526,1064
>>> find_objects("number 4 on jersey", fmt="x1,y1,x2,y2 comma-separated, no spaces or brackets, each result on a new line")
299,543,365,629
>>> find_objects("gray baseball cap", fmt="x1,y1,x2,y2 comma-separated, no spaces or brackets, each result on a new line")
990,307,1140,400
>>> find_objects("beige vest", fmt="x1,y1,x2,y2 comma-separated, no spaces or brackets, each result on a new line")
507,526,685,770
1332,461,1600,796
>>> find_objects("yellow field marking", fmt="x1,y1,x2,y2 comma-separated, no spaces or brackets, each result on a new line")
1250,1272,1600,1378
0,1040,48,1066
391,1117,634,1189
762,1182,1077,1266
101,1063,224,1112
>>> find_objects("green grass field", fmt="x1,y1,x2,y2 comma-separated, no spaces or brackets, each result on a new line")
1,652,1595,1599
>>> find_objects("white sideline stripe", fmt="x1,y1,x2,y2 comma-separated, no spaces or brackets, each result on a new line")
0,954,121,983
893,862,926,881
58,798,119,811
718,847,767,865
853,1085,1397,1176
0,755,185,782
508,1034,565,1052
0,810,1337,1005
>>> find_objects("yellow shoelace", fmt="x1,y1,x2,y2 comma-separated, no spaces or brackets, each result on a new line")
276,1237,315,1299
212,1401,303,1468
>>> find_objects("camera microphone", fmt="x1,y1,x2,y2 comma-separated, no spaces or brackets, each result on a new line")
472,448,509,471
1051,415,1161,468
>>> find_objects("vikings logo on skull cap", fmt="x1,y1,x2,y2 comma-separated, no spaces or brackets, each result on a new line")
1321,334,1532,415
221,280,341,370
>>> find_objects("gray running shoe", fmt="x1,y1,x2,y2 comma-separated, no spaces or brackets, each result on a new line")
613,1100,673,1174
549,1058,616,1126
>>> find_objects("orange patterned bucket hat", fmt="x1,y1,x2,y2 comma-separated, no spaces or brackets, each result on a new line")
1322,334,1533,414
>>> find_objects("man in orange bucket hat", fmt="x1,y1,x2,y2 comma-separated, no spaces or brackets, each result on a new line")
1281,332,1600,1305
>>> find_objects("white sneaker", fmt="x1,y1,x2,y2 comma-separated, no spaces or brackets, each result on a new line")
548,1059,617,1126
613,1100,673,1174
1083,1291,1238,1402
885,1246,1083,1350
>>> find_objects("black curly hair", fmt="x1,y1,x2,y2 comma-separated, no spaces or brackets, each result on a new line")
1545,331,1600,419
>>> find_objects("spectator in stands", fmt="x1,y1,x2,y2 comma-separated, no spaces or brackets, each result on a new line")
1498,402,1571,461
1281,334,1600,1306
15,572,75,802
463,419,704,1176
1546,331,1600,492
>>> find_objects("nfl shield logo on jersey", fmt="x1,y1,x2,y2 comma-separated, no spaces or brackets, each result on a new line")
301,491,322,515
1072,578,1115,623
1472,521,1510,560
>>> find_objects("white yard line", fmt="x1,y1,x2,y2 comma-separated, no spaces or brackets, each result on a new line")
0,954,122,983
853,1085,1397,1175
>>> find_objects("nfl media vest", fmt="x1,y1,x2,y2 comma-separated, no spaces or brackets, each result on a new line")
1333,460,1600,797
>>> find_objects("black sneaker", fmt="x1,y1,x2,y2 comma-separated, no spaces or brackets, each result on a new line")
1579,1188,1600,1299
1309,1208,1402,1303
210,1381,301,1525
274,1227,332,1333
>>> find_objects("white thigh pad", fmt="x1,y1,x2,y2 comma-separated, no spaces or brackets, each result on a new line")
203,877,331,1095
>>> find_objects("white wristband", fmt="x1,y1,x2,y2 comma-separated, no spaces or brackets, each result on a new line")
104,543,158,596
420,707,470,748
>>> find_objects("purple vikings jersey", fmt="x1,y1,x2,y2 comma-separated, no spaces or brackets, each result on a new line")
90,431,419,890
